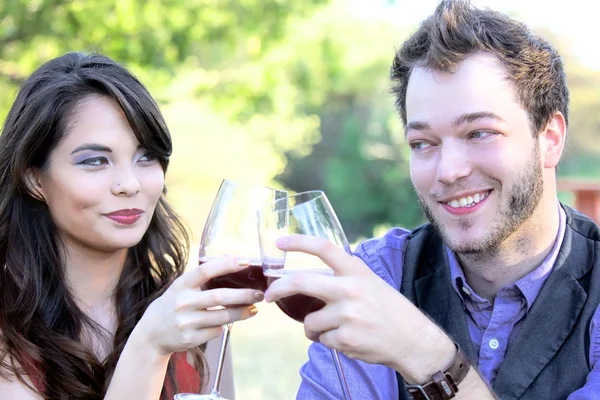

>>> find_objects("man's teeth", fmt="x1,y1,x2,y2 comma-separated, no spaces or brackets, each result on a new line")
447,192,488,208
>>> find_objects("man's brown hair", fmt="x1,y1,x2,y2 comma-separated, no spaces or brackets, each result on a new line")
390,0,569,135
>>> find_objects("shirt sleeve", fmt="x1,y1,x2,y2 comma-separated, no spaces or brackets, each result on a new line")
296,228,411,399
567,303,600,399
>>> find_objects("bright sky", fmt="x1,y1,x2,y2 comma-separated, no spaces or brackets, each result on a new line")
351,0,600,70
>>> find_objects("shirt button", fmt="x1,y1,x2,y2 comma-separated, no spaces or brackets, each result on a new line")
489,339,500,350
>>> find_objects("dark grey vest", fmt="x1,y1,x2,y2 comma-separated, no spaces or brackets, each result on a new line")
395,205,600,399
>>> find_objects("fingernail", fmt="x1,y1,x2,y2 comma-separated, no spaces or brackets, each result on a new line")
249,305,258,315
254,291,265,301
264,291,272,303
237,258,249,266
276,236,289,247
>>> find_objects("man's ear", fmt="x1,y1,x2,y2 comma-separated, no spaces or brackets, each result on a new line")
541,111,567,169
24,168,46,203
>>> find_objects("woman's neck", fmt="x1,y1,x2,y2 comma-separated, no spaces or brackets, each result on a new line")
62,241,128,361
62,241,128,311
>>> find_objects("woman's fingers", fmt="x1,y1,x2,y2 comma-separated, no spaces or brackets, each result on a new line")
176,326,224,349
178,307,259,331
176,288,264,311
180,257,250,289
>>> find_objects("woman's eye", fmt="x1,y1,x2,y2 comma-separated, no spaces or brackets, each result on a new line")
139,152,157,162
78,156,109,166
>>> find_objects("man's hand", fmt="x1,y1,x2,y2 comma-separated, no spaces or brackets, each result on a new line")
264,234,455,383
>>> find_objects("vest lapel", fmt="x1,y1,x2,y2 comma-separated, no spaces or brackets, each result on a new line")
413,240,477,363
493,226,588,398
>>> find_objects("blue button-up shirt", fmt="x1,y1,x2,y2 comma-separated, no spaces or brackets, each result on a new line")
297,206,600,399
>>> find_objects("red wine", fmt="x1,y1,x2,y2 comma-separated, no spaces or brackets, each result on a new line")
265,268,331,323
201,257,267,292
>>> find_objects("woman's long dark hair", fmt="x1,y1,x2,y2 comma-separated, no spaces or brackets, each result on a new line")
0,52,205,399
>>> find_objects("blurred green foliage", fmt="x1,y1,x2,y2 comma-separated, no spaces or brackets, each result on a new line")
0,0,328,113
1,1,600,397
2,0,599,244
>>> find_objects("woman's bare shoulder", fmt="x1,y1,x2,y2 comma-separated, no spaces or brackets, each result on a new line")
0,336,43,400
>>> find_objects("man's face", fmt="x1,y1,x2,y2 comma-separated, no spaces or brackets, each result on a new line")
406,53,545,254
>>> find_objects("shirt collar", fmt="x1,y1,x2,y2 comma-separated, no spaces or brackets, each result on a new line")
447,203,567,309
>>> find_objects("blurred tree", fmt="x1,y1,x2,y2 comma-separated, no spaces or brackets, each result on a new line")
273,2,424,241
2,0,598,242
0,0,329,234
0,0,327,116
533,28,600,178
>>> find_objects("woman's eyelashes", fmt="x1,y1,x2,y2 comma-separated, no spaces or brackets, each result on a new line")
138,151,157,162
76,155,110,166
73,151,157,167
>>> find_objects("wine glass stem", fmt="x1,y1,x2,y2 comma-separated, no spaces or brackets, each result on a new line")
210,323,233,396
331,349,352,400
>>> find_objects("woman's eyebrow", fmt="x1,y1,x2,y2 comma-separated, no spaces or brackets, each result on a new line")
70,144,112,155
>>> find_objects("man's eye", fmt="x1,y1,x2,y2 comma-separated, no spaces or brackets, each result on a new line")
470,130,496,139
410,141,432,151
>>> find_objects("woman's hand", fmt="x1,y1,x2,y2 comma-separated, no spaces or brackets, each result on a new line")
135,258,263,356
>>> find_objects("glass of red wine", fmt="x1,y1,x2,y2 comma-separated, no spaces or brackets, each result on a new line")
258,190,353,400
175,179,287,400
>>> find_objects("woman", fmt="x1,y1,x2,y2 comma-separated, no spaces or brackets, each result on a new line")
0,52,261,399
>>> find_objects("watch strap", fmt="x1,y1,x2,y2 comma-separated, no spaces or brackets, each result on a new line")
406,343,470,400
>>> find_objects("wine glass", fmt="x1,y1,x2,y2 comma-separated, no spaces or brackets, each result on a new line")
258,190,353,400
175,179,287,400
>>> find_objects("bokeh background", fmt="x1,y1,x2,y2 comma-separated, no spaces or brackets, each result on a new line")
1,0,599,398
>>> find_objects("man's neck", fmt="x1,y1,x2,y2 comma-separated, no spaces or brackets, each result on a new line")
457,200,561,301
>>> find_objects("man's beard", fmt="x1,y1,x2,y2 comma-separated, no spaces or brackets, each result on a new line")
416,145,544,255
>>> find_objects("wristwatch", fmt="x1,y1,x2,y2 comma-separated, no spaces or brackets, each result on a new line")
405,344,470,400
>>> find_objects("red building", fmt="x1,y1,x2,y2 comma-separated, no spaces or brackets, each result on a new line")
558,179,600,224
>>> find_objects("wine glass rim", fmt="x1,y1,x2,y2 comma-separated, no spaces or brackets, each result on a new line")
220,179,287,193
271,190,328,209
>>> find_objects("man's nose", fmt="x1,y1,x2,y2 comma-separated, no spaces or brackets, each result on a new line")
436,142,473,184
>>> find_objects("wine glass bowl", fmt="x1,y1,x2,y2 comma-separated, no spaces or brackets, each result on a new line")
259,190,350,322
175,180,286,400
258,190,353,399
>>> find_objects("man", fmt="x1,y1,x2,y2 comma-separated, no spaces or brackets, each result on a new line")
264,1,600,399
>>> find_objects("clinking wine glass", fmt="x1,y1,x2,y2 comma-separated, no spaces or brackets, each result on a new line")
258,190,353,400
175,179,287,400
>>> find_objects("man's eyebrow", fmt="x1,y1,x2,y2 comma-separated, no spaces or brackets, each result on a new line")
453,111,505,126
70,144,112,155
404,111,505,137
404,121,431,136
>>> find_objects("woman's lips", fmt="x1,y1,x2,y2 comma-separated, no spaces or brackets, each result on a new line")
104,209,144,225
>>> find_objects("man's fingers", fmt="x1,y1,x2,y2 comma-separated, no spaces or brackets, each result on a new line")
265,272,349,303
276,235,366,276
304,305,340,342
318,328,343,353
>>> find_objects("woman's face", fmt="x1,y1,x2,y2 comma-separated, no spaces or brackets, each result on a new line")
30,95,165,253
